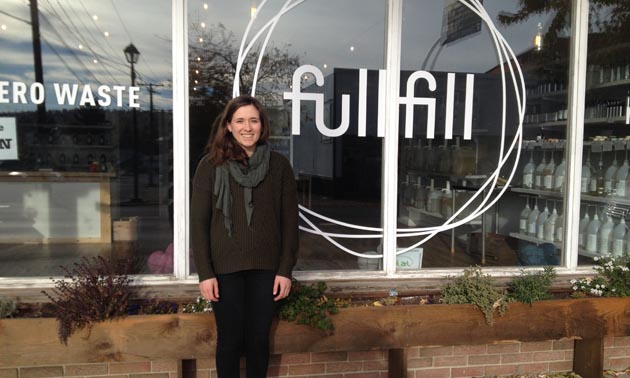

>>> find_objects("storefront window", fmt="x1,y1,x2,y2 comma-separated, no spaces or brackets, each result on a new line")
0,0,173,277
187,0,386,274
576,2,630,265
397,1,570,270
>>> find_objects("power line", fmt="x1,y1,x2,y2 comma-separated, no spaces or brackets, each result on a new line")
0,9,31,24
41,36,86,85
109,0,132,42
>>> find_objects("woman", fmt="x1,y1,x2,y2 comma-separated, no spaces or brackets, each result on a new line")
191,95,298,378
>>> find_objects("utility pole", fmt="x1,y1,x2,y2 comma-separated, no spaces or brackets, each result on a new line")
139,82,164,186
29,0,46,123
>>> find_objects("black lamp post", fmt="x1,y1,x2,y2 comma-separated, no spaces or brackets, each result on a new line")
124,43,141,202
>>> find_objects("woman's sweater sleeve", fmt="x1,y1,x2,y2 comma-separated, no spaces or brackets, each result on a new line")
277,157,299,278
191,157,216,281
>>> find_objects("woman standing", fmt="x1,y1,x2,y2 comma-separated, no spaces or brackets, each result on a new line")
191,95,299,378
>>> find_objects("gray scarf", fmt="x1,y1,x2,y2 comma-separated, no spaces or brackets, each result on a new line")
213,143,271,237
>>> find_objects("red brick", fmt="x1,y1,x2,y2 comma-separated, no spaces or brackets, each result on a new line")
408,358,432,369
344,373,381,378
521,341,553,352
605,357,630,370
605,337,614,348
92,375,127,378
483,364,517,376
64,364,109,377
195,358,215,370
433,356,467,367
110,362,151,374
266,365,287,377
287,363,325,375
325,361,363,373
553,339,575,351
152,361,179,372
129,373,170,378
549,361,574,372
533,350,565,362
486,343,520,354
501,352,532,364
194,371,210,378
468,354,501,366
0,369,18,378
348,351,386,361
418,346,453,357
453,344,487,356
170,372,180,378
450,367,485,378
277,353,311,365
363,359,388,371
20,366,64,378
406,371,415,378
413,368,450,378
615,337,630,347
307,375,343,378
210,371,218,378
564,350,574,360
310,351,348,363
516,362,549,374
605,347,627,359
407,347,420,358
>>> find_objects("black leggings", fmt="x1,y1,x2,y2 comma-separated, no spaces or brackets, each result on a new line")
212,270,276,378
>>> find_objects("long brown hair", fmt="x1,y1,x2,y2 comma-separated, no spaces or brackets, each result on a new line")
207,95,270,166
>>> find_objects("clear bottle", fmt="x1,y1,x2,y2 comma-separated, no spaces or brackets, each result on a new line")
440,181,453,219
536,205,550,240
427,179,442,214
553,154,565,192
555,212,564,242
586,212,602,253
522,150,536,189
544,207,558,242
581,151,592,194
534,151,547,190
578,210,591,248
527,202,541,236
606,150,619,196
591,153,605,196
612,218,627,257
404,174,415,207
414,177,426,210
543,153,556,191
615,150,630,198
519,200,531,234
598,212,615,255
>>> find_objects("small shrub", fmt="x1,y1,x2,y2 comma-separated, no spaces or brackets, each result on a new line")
127,299,178,315
278,279,344,335
441,267,509,325
508,266,556,305
571,255,630,297
42,256,133,344
0,297,16,318
182,297,213,313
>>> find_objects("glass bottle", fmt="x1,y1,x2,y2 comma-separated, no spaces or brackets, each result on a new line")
581,150,592,194
400,175,410,207
404,175,415,207
555,212,564,242
427,179,442,214
591,153,605,196
586,212,601,254
440,181,453,219
615,149,630,198
553,153,565,192
519,199,531,234
534,151,547,190
536,204,550,240
527,201,541,236
578,209,590,248
598,211,615,255
612,218,627,257
522,149,536,189
544,207,558,242
543,152,556,191
414,177,426,210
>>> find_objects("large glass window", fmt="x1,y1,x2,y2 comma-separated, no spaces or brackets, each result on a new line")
187,0,386,274
397,1,570,270
0,0,173,276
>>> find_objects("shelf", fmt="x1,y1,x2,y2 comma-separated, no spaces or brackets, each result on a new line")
407,206,482,226
524,116,628,128
527,78,630,101
510,187,630,206
509,232,558,246
405,171,488,182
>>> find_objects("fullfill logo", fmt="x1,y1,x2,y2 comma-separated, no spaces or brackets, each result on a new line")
232,0,526,259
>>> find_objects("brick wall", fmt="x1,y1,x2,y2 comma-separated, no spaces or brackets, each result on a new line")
2,337,630,378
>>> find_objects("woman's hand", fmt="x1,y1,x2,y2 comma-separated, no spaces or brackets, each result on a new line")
199,278,220,301
273,275,291,301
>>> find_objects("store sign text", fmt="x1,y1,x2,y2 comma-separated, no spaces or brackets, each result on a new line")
0,81,140,108
284,65,475,140
0,117,18,160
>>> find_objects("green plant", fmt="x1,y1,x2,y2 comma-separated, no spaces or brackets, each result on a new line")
278,279,344,335
508,266,556,305
127,299,179,315
441,267,509,325
182,296,213,313
571,255,630,297
42,256,133,344
0,297,16,318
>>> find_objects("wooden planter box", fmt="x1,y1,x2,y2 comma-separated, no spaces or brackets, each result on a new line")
1,297,629,377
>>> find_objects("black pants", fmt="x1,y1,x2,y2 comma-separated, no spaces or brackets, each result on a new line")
212,270,276,378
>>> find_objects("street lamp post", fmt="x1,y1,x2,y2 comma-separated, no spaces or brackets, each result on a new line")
124,43,141,202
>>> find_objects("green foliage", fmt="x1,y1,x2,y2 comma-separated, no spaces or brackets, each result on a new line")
182,296,213,313
42,256,133,345
441,267,509,325
0,297,16,318
571,255,630,297
508,266,556,305
278,280,344,335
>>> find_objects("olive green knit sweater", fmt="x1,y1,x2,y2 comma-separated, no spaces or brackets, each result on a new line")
191,152,299,281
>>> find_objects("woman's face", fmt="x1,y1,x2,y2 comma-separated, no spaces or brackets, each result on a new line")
227,104,262,157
